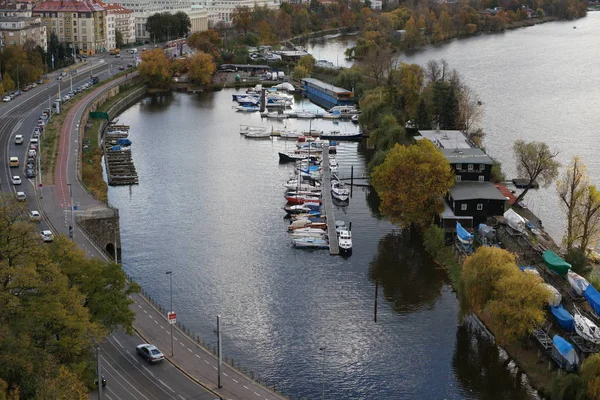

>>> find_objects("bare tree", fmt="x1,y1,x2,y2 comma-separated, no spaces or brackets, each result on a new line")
556,156,588,251
513,140,560,204
458,85,484,137
577,185,600,252
364,45,396,86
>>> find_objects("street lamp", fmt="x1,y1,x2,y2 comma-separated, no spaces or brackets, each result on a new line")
319,347,326,400
67,183,74,238
166,271,173,357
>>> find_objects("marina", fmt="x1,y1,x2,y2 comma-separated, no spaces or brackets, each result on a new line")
103,124,138,185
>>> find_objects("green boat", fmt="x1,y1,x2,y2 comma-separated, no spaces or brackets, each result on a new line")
543,250,571,277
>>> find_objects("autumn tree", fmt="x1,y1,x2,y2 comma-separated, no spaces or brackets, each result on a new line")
556,156,587,252
293,65,309,79
2,72,14,92
138,48,171,88
577,184,600,253
297,54,316,75
513,140,560,204
371,140,454,228
187,30,221,60
580,353,600,400
232,5,253,34
363,44,395,86
188,52,216,86
115,29,124,49
457,85,484,138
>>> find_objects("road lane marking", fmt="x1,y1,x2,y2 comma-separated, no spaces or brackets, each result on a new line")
160,325,165,329
180,342,185,347
142,366,156,378
143,309,147,313
232,378,238,383
166,331,171,335
204,360,209,364
154,320,158,324
223,373,228,377
244,385,250,390
195,354,201,358
158,379,175,392
148,315,153,319
178,396,185,400
213,366,217,370
255,392,261,397
187,348,192,353
113,338,124,348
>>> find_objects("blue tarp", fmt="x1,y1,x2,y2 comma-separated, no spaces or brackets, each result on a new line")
117,138,132,146
584,285,600,316
456,222,474,243
551,305,574,331
553,335,574,356
552,335,579,372
110,145,121,151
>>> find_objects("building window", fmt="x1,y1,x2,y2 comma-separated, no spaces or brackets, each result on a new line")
82,36,87,41
477,204,483,211
468,164,473,171
479,164,485,171
73,13,77,18
478,175,484,182
74,28,77,33
82,20,86,26
456,163,462,170
455,175,461,183
461,204,467,211
60,28,63,33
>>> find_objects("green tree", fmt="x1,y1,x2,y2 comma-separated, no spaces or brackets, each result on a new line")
423,225,445,258
2,72,14,93
490,161,506,183
557,156,587,251
577,184,600,252
564,247,592,277
138,48,171,87
173,11,191,37
293,65,309,79
371,140,454,228
188,52,216,86
580,353,600,399
513,140,560,204
415,99,430,129
335,67,365,98
115,29,124,49
297,54,316,74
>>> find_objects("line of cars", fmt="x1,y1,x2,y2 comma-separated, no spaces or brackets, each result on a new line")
59,81,93,103
3,79,45,102
10,108,54,243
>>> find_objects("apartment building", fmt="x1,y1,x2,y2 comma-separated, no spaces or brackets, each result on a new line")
0,14,47,50
193,0,280,25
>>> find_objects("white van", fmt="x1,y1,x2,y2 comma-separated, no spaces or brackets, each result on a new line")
131,48,138,54
14,135,23,145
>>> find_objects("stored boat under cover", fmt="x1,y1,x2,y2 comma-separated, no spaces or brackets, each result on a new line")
584,285,600,316
543,249,571,277
551,335,579,372
551,305,574,331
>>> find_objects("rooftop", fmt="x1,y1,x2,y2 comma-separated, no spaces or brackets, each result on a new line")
302,77,353,95
33,0,105,13
450,181,508,201
442,148,493,165
418,129,472,149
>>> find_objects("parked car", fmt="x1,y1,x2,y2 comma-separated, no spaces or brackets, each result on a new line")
57,75,63,81
3,96,11,102
119,65,125,70
29,210,41,221
127,63,133,68
136,344,164,363
26,168,36,178
94,375,106,388
40,230,54,242
37,79,43,84
11,176,21,185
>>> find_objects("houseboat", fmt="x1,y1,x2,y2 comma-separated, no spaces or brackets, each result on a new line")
301,78,355,109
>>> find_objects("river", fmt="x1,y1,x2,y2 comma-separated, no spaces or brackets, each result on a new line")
305,12,600,243
102,16,600,398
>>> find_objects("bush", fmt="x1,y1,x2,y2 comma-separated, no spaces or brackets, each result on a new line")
423,225,445,258
491,160,506,183
565,247,592,277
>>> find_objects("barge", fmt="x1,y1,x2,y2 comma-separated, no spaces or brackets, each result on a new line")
301,77,354,109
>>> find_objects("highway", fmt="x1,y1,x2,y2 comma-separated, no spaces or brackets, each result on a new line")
0,51,289,399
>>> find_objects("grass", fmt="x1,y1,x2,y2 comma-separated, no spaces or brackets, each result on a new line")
80,82,144,203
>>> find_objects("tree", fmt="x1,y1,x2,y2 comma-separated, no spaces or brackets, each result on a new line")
2,72,14,92
232,6,253,34
362,44,394,86
273,9,292,38
173,11,191,38
580,353,600,400
115,29,124,49
138,49,171,87
557,156,587,251
423,225,445,258
297,54,316,74
458,85,483,137
188,52,216,86
415,99,430,129
512,140,560,204
293,65,309,80
577,184,600,252
371,140,454,228
335,67,365,98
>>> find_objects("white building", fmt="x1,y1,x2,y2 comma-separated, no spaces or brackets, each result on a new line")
370,0,382,10
106,11,116,49
102,3,136,45
192,0,280,26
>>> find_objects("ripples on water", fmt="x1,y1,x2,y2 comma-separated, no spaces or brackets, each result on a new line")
110,90,538,399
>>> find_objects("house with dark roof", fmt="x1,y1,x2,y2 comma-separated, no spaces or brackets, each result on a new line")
442,148,493,182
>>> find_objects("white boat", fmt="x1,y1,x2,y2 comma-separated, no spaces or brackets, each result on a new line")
567,271,590,296
322,111,341,120
261,112,288,120
279,129,303,138
335,220,346,235
331,180,350,202
296,111,316,119
329,105,359,115
338,230,353,255
543,283,562,307
503,209,525,233
292,227,326,235
329,157,338,173
574,307,600,344
290,230,327,239
284,181,320,191
240,125,267,135
300,129,323,137
292,237,329,249
351,114,359,124
244,130,271,138
320,131,362,140
236,105,260,112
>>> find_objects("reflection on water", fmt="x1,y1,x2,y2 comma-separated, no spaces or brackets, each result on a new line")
369,230,447,313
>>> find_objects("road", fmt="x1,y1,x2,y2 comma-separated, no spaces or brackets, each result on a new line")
1,51,289,399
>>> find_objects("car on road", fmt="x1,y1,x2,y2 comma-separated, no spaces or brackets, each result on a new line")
3,96,11,102
16,192,26,201
26,168,35,178
119,65,125,71
13,90,21,96
136,344,164,363
127,63,133,68
14,135,23,145
95,375,106,388
115,54,121,58
9,157,19,167
29,210,41,221
11,176,21,185
40,230,54,242
37,78,43,84
31,83,37,88
57,75,63,80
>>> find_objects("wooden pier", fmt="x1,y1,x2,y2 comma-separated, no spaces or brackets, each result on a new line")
104,128,139,186
322,145,339,255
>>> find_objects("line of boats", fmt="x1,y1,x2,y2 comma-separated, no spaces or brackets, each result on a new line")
281,139,352,254
239,125,362,140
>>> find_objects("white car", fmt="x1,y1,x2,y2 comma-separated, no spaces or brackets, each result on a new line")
29,210,41,221
40,230,54,242
11,176,21,185
16,192,26,201
2,96,11,102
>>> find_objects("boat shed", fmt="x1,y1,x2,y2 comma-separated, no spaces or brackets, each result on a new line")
447,181,507,226
302,77,354,109
417,129,473,149
274,50,310,61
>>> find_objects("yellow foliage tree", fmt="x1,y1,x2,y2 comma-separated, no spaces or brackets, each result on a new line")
188,52,216,86
37,365,88,400
580,353,600,400
371,140,454,228
486,272,549,342
298,54,316,75
461,247,518,312
293,65,309,80
2,72,14,93
138,48,171,87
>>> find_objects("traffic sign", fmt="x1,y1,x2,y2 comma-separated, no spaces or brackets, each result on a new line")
168,311,176,325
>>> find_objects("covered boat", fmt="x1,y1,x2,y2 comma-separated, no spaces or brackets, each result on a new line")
292,237,329,249
503,209,525,232
584,285,600,316
456,222,474,245
478,223,497,245
544,283,562,307
551,335,579,372
574,310,600,344
567,270,589,296
543,250,571,277
550,305,574,331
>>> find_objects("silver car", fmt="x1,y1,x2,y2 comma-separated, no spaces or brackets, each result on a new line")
136,344,164,363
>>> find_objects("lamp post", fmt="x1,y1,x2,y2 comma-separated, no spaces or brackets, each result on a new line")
319,347,326,400
166,271,173,357
67,183,74,238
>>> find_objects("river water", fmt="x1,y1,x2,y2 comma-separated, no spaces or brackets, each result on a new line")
306,12,600,243
103,16,600,398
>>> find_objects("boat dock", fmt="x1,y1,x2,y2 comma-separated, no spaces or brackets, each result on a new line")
104,127,139,186
322,145,339,255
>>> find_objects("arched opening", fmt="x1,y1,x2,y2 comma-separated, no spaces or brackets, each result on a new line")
106,243,120,262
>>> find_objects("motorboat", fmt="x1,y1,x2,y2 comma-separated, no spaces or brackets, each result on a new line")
329,105,359,115
567,270,589,296
550,305,574,331
456,222,474,246
285,195,322,205
244,130,271,139
240,125,267,135
331,180,350,202
296,111,316,119
236,105,260,112
329,157,338,173
320,131,362,140
292,227,326,235
284,204,319,215
292,236,329,249
261,111,288,120
284,180,320,191
544,283,562,307
338,230,352,255
551,335,579,372
335,220,346,235
278,130,303,139
288,219,327,231
279,152,318,163
351,114,359,124
322,111,341,120
574,307,600,344
300,130,323,137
